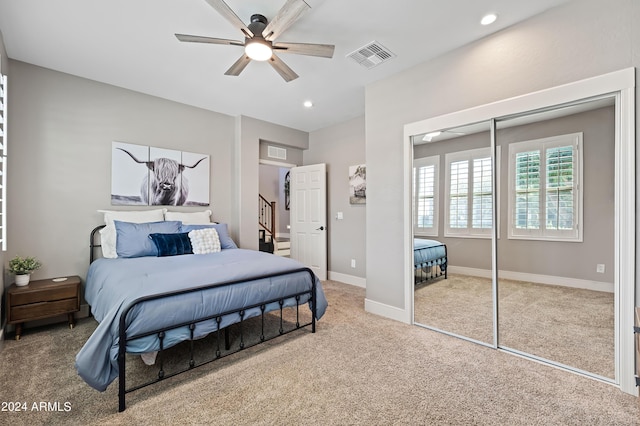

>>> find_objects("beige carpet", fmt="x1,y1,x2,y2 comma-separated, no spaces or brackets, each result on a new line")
414,274,615,379
0,280,638,425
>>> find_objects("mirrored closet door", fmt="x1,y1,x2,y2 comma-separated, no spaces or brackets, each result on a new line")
411,121,494,346
495,97,616,380
408,69,635,393
411,98,617,379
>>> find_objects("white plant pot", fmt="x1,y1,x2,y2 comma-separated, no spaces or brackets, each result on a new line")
15,274,31,287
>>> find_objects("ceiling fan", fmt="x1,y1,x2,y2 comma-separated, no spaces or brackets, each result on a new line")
175,0,335,82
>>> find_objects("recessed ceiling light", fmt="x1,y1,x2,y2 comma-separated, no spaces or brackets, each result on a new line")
303,100,313,108
481,13,498,26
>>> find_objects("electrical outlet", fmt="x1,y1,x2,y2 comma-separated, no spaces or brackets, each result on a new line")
596,264,605,273
351,259,356,268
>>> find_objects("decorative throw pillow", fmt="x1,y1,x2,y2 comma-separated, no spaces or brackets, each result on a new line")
181,223,238,249
188,228,221,254
149,232,193,257
115,220,182,258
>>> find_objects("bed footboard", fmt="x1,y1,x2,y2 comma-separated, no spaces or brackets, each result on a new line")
117,268,317,412
414,244,447,285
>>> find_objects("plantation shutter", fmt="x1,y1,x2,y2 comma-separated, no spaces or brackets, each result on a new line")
545,146,574,230
415,164,435,228
449,160,468,229
472,157,493,229
0,74,7,251
514,150,541,231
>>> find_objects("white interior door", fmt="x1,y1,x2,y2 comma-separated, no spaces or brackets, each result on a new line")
290,163,327,280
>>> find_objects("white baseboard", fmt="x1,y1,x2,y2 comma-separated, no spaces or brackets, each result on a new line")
448,266,614,293
364,298,410,324
328,271,366,288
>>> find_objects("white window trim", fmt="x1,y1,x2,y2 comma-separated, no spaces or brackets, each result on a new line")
444,147,499,238
507,132,583,242
413,155,439,236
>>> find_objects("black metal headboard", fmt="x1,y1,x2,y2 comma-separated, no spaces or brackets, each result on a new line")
90,225,106,264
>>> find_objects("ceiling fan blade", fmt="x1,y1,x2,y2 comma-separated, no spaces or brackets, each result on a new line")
262,0,310,41
273,41,335,58
224,54,252,76
175,33,244,46
204,0,254,38
268,53,299,82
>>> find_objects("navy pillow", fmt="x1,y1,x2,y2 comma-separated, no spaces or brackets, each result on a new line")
149,232,193,257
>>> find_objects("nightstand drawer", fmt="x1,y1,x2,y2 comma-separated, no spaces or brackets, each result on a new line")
10,298,79,322
10,284,78,306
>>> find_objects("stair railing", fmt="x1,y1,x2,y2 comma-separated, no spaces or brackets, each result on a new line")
258,194,276,241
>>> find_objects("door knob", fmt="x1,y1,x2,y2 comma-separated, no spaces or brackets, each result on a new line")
316,226,325,231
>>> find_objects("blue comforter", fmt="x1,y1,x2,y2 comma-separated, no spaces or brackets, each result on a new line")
75,249,327,391
414,239,447,266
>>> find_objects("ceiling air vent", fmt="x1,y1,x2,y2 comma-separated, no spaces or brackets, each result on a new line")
267,145,287,160
347,41,396,69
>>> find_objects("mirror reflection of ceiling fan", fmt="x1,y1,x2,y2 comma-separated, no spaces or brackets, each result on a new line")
175,0,335,82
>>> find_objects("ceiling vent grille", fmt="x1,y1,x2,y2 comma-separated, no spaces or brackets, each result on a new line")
347,41,396,69
267,145,287,160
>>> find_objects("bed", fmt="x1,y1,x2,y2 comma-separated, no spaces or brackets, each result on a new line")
75,223,327,412
414,238,447,284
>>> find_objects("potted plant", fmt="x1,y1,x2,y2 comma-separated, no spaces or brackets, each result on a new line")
9,255,42,286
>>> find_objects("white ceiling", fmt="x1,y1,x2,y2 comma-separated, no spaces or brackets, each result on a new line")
0,0,568,132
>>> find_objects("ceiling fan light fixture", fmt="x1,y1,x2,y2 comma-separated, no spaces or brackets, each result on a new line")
245,38,273,61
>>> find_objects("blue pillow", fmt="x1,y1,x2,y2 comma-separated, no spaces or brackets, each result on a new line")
149,232,193,257
180,223,238,249
114,220,182,258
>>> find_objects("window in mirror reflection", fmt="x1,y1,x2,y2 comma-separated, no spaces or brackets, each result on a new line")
508,132,582,241
444,147,498,237
413,155,439,236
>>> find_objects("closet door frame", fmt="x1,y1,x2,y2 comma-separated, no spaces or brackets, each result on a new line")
403,68,636,396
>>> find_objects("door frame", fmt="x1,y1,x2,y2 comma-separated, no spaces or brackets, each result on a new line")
403,68,636,395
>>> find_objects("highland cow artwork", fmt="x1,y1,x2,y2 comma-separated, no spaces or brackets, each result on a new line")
111,141,210,206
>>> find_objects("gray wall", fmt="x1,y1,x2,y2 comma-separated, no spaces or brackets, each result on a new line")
366,0,640,309
235,115,308,250
414,106,615,284
306,115,366,279
6,60,236,283
0,30,7,72
258,140,303,165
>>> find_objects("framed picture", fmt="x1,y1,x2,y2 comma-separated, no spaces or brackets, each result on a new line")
111,141,210,206
349,164,366,204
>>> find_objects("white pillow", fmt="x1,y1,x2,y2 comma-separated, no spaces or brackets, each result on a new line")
188,228,221,254
165,210,212,225
98,209,167,258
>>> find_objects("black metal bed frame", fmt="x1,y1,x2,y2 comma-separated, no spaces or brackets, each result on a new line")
414,244,448,284
89,225,317,412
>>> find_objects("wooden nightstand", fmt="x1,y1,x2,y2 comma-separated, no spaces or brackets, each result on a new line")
6,276,81,340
